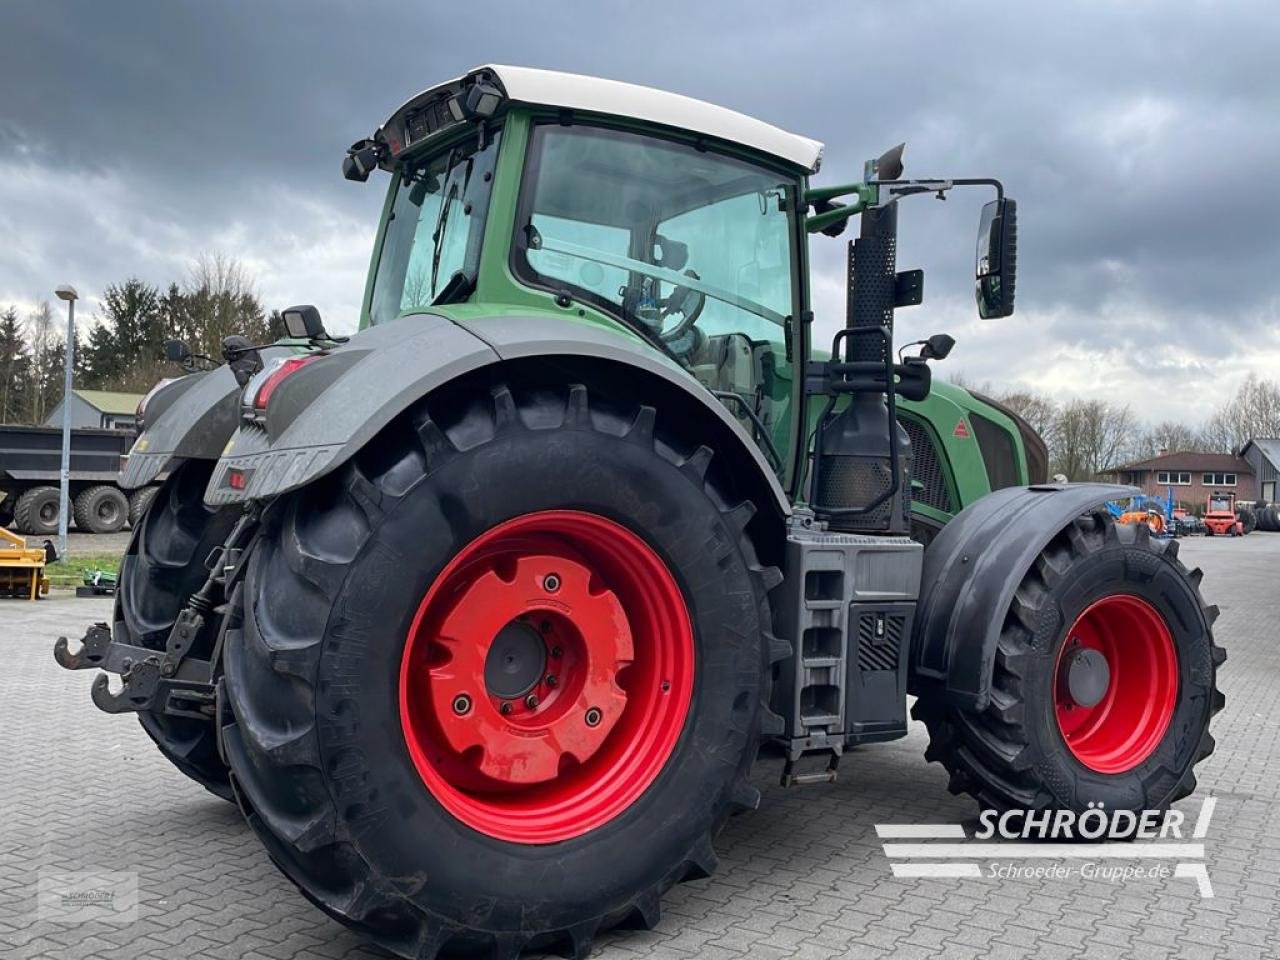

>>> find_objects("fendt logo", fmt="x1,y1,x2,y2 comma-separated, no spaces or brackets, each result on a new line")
877,797,1217,897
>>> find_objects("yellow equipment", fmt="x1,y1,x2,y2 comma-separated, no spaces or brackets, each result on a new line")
0,526,50,600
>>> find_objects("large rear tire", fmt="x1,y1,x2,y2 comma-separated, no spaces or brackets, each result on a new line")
221,380,783,959
74,484,130,534
128,486,160,528
915,514,1224,814
13,485,60,536
116,460,239,800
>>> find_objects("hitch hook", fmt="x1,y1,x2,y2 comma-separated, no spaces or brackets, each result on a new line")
53,622,112,670
88,670,155,716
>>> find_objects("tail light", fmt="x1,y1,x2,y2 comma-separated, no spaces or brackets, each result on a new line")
252,355,322,412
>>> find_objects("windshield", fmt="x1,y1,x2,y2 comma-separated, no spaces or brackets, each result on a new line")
516,123,800,481
368,131,501,325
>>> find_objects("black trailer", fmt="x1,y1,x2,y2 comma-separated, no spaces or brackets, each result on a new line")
0,425,156,535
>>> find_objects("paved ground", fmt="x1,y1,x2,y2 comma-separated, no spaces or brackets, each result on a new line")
63,531,131,558
2,534,1278,960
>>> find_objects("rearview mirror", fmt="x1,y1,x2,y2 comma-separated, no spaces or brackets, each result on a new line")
280,305,325,340
975,198,1017,319
163,339,191,363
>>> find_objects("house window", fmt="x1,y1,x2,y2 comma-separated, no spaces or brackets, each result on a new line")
1156,471,1192,485
1202,473,1237,486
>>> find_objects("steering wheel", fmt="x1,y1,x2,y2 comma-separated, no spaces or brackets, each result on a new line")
659,269,706,342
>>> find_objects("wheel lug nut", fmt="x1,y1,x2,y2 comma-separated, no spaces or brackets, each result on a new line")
525,694,540,709
550,645,562,658
500,702,513,715
585,707,602,727
452,694,472,716
542,573,561,593
545,675,557,687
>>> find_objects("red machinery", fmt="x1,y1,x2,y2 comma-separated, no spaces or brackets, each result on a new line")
1204,492,1244,536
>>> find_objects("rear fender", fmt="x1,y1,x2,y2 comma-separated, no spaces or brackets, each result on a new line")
204,313,789,516
118,349,288,490
909,483,1136,711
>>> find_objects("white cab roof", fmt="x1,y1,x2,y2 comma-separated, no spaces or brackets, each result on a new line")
393,64,824,173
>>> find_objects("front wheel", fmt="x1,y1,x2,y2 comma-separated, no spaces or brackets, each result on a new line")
915,514,1224,814
221,380,781,959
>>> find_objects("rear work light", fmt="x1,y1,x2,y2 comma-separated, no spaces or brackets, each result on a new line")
252,355,322,411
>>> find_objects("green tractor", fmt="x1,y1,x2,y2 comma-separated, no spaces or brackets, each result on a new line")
57,65,1220,959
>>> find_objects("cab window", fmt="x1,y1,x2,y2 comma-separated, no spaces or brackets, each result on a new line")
516,123,799,480
369,132,501,325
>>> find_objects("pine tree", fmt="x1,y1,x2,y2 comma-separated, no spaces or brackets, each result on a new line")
82,278,164,388
0,306,31,424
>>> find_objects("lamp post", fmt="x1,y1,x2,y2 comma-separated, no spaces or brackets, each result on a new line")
54,285,78,561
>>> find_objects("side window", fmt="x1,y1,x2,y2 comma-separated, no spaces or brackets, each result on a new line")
658,192,792,341
527,215,630,303
514,124,799,483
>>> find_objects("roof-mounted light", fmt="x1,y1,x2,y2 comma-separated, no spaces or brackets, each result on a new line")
343,139,382,182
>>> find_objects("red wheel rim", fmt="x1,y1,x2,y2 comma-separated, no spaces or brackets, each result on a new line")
399,510,694,843
1053,595,1178,774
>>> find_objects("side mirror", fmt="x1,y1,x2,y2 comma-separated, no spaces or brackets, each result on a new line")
920,333,955,361
280,305,326,340
163,339,192,363
975,198,1017,319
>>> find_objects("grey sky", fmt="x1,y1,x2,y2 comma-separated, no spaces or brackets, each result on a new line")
3,0,1278,421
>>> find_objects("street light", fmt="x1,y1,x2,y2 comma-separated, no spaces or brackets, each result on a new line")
54,284,78,562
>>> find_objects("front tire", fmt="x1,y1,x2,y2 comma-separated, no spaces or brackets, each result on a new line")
915,513,1224,814
221,380,782,959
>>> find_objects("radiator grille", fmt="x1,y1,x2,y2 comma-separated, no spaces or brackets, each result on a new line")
899,416,953,513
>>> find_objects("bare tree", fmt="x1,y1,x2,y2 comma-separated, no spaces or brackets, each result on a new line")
1049,398,1137,480
1132,420,1209,460
25,301,60,424
1202,374,1280,452
993,389,1058,439
170,253,273,358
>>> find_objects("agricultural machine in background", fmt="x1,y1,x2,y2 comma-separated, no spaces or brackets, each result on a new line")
1110,493,1173,537
54,66,1223,960
1204,492,1245,536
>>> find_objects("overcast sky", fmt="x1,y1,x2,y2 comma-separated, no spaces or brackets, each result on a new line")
3,1,1278,422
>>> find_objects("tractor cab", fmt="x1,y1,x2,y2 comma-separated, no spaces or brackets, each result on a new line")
350,65,1016,527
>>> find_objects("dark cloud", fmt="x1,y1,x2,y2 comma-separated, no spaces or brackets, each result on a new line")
2,0,1278,418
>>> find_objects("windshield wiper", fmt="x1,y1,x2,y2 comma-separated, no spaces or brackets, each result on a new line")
428,149,470,296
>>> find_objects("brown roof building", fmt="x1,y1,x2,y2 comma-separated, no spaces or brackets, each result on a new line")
1107,450,1256,508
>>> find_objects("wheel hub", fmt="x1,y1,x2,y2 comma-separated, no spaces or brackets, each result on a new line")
1063,645,1110,708
399,510,695,843
484,620,547,700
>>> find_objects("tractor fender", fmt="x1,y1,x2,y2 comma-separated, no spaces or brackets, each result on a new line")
119,348,290,490
204,312,789,517
909,482,1136,711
